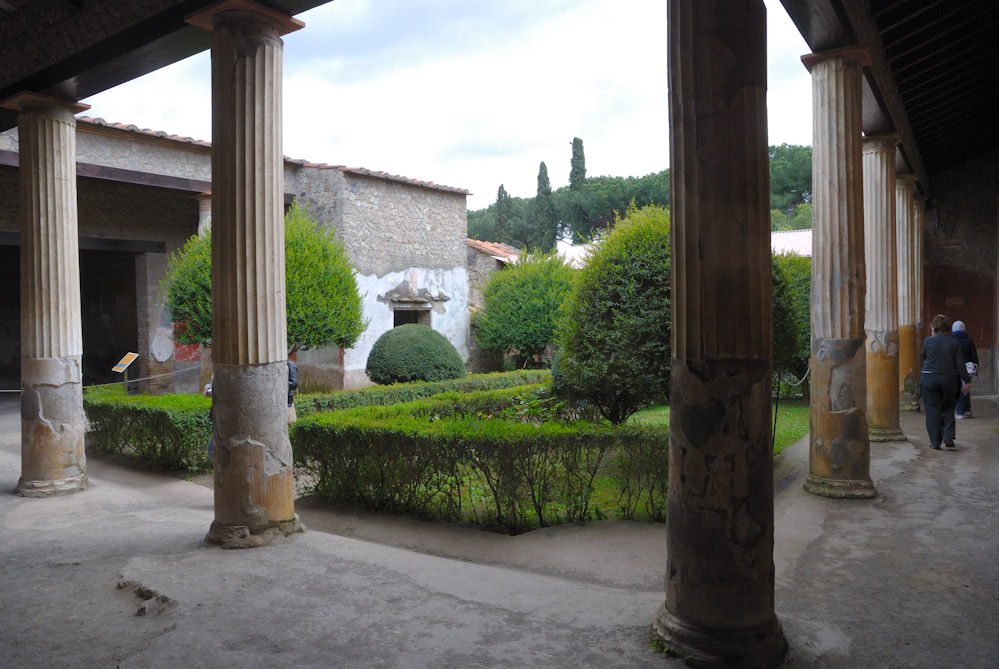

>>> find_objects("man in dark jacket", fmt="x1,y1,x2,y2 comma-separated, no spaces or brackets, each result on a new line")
919,314,972,449
952,320,978,419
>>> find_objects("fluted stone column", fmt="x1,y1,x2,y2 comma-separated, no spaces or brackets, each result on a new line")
188,1,304,548
896,174,919,410
651,2,785,666
0,93,90,497
863,134,905,442
912,195,926,340
195,192,212,237
802,48,876,499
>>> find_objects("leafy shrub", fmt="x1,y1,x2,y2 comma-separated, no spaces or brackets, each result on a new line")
292,394,669,534
773,251,811,399
295,370,547,415
365,324,466,385
163,199,367,353
556,203,671,424
83,385,212,472
474,251,574,368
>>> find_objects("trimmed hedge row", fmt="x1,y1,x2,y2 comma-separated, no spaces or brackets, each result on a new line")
83,385,212,472
292,390,668,534
81,372,548,473
293,370,548,415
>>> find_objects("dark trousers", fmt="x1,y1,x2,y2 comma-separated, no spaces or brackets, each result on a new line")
920,372,960,446
956,388,972,415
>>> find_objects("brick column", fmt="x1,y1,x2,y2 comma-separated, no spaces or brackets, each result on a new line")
651,2,786,666
802,48,876,499
1,93,90,497
862,134,905,442
896,174,919,410
187,0,304,547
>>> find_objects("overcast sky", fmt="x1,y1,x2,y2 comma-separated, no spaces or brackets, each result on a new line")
81,0,812,211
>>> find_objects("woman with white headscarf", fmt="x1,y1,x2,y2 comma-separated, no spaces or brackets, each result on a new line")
952,320,979,419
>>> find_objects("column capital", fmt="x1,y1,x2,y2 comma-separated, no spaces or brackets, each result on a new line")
913,194,928,202
0,92,89,115
896,173,918,188
186,0,303,35
801,46,870,73
863,132,900,153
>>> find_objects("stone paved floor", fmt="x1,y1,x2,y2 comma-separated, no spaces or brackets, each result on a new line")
0,395,996,667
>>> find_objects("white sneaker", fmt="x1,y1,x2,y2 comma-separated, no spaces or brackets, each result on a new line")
964,411,973,418
955,414,964,419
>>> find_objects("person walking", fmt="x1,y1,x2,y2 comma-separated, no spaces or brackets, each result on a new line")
919,314,972,450
952,320,979,419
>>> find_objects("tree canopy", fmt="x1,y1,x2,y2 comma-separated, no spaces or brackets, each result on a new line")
474,251,574,369
769,143,812,220
532,161,557,252
163,200,367,355
555,203,671,424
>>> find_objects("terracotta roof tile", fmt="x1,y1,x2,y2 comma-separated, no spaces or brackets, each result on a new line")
466,238,519,260
339,166,468,195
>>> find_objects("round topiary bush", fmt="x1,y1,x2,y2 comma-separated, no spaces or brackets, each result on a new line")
365,324,466,385
555,203,671,424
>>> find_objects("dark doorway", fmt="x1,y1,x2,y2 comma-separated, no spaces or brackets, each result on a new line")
393,309,431,328
0,245,18,390
80,250,138,386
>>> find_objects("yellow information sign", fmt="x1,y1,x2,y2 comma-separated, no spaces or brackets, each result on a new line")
112,352,139,373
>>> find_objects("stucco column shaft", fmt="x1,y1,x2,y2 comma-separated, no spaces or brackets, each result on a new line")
190,2,304,547
912,196,925,340
896,174,919,410
863,135,905,442
652,2,786,666
802,49,876,499
4,95,90,497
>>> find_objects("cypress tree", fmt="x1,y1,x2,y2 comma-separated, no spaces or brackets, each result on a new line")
494,184,513,245
533,162,557,252
569,137,586,190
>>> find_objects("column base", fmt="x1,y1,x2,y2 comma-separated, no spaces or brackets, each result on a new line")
804,473,877,499
205,514,305,549
651,603,787,668
15,473,89,498
868,427,907,443
899,401,920,413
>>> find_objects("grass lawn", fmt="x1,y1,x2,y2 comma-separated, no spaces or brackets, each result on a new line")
629,399,810,456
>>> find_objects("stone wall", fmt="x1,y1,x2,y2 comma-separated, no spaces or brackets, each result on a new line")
3,123,472,393
465,245,505,373
337,172,467,277
926,150,998,274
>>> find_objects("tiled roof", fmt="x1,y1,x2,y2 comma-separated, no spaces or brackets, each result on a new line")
466,238,519,262
76,116,469,195
78,116,213,147
771,229,812,257
338,166,468,195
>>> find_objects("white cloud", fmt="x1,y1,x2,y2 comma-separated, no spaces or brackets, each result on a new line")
80,0,811,211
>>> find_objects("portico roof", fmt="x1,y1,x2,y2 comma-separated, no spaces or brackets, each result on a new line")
781,0,999,195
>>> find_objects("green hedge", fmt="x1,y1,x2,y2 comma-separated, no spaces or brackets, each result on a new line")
292,392,668,534
83,385,212,472
294,370,548,415
81,372,548,472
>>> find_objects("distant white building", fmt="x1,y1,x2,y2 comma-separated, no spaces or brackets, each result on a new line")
771,229,812,257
